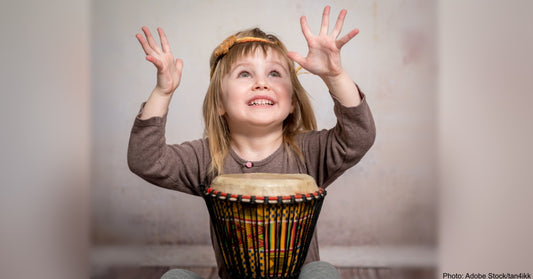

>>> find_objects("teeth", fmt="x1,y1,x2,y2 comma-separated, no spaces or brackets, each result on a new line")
248,99,273,106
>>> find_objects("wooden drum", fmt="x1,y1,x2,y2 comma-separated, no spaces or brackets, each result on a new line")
202,173,326,279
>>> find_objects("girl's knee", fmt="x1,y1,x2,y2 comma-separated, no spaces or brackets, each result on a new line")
299,261,340,279
160,268,203,279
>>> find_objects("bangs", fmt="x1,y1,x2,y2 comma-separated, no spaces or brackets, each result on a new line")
217,42,291,76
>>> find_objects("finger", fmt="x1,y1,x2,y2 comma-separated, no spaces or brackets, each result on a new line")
336,28,359,49
174,58,183,73
142,26,161,53
157,27,170,53
136,33,153,55
174,59,183,86
331,9,347,39
319,6,331,36
146,55,163,71
287,51,306,68
300,16,314,42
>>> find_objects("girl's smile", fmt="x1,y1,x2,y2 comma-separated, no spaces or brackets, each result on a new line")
247,95,275,106
220,48,294,132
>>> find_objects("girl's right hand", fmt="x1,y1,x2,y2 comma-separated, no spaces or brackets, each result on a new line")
136,27,183,95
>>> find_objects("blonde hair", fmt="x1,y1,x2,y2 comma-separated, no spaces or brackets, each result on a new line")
202,28,317,175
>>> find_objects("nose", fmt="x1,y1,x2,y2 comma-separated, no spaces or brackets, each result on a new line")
253,78,269,91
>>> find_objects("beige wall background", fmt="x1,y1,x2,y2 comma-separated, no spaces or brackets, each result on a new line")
90,0,437,248
438,0,533,271
1,0,531,278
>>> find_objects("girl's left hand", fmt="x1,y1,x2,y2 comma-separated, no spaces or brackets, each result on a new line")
288,6,358,80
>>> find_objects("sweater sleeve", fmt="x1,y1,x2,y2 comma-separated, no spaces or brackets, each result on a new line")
127,104,210,196
299,89,376,188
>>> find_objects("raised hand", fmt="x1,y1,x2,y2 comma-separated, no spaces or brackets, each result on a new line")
289,6,361,107
136,27,183,95
288,6,358,80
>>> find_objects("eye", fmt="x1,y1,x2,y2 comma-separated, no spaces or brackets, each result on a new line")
269,70,281,77
238,71,251,78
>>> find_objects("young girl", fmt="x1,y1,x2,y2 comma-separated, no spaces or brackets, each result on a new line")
128,6,375,279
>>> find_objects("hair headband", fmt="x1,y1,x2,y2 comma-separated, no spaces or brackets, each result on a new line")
210,36,275,78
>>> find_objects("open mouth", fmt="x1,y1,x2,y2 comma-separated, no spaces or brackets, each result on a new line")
248,98,274,106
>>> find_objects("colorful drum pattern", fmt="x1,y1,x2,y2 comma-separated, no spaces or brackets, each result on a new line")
203,173,326,279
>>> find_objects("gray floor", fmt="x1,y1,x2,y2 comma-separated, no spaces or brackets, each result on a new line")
91,266,436,279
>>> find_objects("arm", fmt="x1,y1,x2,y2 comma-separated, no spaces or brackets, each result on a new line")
127,112,209,195
288,6,361,107
290,6,375,186
129,27,208,195
136,26,183,119
300,92,375,188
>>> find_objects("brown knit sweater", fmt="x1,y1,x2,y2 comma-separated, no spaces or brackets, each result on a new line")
127,93,375,278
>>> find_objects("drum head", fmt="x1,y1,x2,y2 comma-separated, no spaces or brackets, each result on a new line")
210,173,318,197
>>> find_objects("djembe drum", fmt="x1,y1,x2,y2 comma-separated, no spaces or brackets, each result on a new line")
202,173,326,279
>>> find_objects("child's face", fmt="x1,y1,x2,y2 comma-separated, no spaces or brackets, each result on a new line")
220,48,294,132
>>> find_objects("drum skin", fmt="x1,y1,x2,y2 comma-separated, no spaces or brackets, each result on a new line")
203,173,326,279
210,173,319,197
